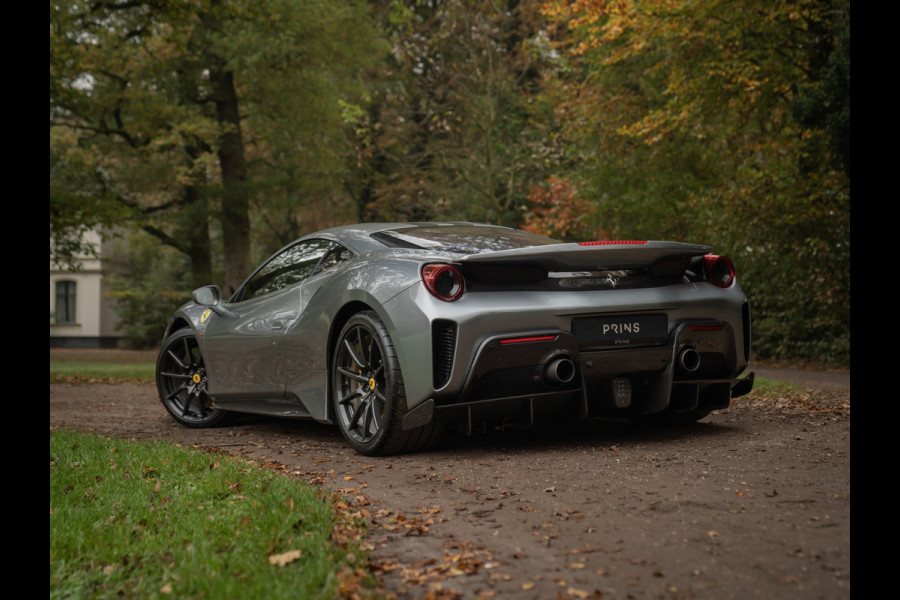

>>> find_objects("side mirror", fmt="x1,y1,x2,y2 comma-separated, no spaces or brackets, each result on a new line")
191,285,237,318
192,285,222,307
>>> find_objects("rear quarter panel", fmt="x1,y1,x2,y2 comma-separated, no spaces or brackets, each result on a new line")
282,254,429,421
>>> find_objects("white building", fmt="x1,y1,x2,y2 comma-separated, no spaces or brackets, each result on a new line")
50,230,120,348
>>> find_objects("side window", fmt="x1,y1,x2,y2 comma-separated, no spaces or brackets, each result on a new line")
240,240,334,301
55,280,77,323
314,244,355,275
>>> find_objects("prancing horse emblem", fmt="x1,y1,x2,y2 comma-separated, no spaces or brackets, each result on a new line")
606,273,619,288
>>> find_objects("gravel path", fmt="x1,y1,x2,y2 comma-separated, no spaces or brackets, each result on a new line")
50,374,850,600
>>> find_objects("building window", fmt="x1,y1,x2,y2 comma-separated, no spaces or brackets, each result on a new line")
55,280,77,323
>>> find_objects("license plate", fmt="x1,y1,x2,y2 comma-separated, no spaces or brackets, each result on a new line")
573,314,667,348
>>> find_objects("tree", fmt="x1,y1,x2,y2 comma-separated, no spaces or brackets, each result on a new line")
51,0,383,292
343,0,561,227
541,0,850,363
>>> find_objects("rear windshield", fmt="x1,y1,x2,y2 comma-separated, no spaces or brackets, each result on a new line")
371,225,561,254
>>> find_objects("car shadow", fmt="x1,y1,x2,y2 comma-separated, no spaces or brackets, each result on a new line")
430,417,740,456
224,412,740,457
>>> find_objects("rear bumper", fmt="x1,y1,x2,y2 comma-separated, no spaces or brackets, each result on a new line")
425,319,752,429
383,280,752,428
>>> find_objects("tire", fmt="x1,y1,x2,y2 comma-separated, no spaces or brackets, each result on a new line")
156,329,233,428
331,311,441,456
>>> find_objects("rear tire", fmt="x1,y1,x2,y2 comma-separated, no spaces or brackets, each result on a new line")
332,311,440,455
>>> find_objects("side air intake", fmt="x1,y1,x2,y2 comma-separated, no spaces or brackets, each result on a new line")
432,320,457,389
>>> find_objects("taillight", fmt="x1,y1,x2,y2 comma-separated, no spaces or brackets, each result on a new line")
703,254,735,288
422,264,465,301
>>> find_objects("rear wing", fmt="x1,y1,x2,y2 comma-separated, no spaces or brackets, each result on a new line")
457,241,712,272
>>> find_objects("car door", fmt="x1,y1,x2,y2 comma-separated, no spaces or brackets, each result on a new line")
202,239,336,400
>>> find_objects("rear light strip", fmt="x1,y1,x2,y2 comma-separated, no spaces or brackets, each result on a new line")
578,240,647,246
499,335,558,344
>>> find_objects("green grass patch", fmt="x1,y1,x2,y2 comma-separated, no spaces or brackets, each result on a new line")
50,430,372,599
749,376,803,394
50,361,156,384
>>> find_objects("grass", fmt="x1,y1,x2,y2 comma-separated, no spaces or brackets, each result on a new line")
50,430,372,599
50,349,156,384
50,361,156,384
749,375,802,394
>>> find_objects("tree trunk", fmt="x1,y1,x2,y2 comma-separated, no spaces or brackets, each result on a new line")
209,63,252,296
182,185,213,289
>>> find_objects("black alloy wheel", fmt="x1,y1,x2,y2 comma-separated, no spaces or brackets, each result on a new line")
156,329,232,428
332,313,393,452
331,311,442,456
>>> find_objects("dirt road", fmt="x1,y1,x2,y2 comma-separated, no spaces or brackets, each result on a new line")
50,380,849,599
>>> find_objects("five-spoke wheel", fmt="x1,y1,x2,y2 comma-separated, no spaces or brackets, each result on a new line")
156,329,232,428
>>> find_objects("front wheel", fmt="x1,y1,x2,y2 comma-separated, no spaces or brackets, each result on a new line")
331,311,440,456
156,329,233,428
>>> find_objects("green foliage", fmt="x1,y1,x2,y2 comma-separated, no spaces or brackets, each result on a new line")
50,0,224,282
791,0,851,178
346,0,559,227
541,0,850,364
50,430,371,599
50,0,384,290
50,129,135,270
49,0,850,365
105,234,194,349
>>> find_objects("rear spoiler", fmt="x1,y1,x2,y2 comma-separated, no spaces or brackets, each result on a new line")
457,241,713,271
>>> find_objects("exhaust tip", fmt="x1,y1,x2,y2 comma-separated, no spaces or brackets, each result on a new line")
544,357,576,385
678,348,701,373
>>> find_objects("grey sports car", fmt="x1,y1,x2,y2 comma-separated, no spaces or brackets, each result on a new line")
156,222,754,455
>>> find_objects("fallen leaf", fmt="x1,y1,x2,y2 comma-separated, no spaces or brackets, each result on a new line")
268,549,303,566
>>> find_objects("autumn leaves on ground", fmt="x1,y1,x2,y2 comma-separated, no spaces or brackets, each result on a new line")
50,374,850,600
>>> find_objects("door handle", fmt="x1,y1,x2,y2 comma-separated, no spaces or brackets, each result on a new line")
270,320,284,330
